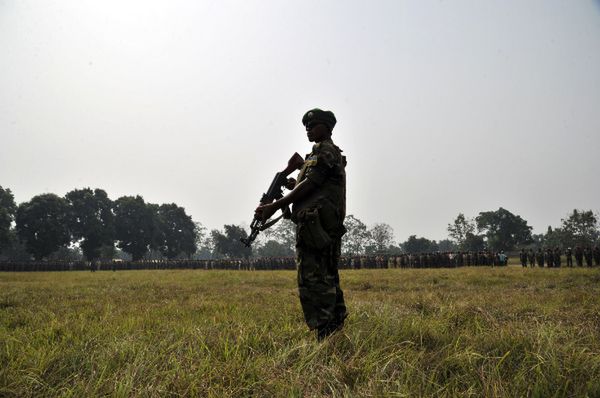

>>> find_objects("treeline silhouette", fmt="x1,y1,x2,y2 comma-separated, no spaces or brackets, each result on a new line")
0,186,196,262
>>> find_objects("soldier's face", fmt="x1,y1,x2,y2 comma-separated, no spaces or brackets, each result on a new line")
305,122,331,142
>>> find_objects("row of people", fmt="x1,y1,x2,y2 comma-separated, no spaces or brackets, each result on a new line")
339,251,508,269
0,251,508,272
519,246,600,268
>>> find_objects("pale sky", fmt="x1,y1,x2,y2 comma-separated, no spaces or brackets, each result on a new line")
1,0,599,243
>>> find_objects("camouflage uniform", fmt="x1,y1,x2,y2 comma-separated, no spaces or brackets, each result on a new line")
292,136,347,335
565,247,573,267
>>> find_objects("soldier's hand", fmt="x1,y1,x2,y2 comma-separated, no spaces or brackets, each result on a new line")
255,203,278,223
285,178,296,190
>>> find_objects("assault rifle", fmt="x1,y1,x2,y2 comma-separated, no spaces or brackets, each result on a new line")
240,152,305,247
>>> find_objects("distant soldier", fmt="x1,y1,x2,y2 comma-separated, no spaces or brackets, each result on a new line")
536,248,545,267
519,249,527,267
575,246,584,267
584,246,593,267
545,248,554,268
527,249,535,267
594,246,600,266
554,247,562,267
565,247,573,267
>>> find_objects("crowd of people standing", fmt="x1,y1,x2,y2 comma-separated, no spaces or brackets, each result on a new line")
3,248,600,272
0,251,510,272
519,246,600,267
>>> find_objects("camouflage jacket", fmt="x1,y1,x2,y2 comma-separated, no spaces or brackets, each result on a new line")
292,138,346,237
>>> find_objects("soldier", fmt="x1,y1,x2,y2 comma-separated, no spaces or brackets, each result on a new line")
574,246,584,267
565,247,573,267
584,246,593,267
255,108,347,341
519,249,527,268
527,249,535,267
536,248,545,267
545,248,554,268
553,247,562,267
594,246,600,266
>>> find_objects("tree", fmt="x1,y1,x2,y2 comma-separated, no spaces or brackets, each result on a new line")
256,240,294,257
437,239,457,252
261,218,295,255
16,194,71,260
542,226,567,249
560,209,599,247
193,222,214,259
369,223,395,253
0,231,30,261
476,207,532,251
212,224,252,258
113,196,156,261
402,235,437,254
0,186,17,253
463,232,485,252
48,246,84,262
65,188,115,261
157,203,197,259
342,215,370,255
447,213,476,249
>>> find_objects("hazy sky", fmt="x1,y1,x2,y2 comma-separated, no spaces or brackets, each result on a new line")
1,0,599,243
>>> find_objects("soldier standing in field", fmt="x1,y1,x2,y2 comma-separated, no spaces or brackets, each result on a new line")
527,249,536,267
584,246,593,267
554,246,562,267
255,108,348,341
565,247,573,267
575,246,584,267
536,248,545,267
519,249,527,268
594,246,600,266
545,248,554,268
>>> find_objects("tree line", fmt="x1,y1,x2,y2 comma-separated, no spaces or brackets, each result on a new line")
1,185,598,262
0,186,196,261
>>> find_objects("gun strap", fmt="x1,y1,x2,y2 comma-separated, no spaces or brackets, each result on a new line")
259,214,284,231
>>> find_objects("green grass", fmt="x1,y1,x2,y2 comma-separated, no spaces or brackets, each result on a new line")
2,267,600,397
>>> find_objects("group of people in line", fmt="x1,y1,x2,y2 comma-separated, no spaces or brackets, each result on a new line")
340,251,509,269
3,247,600,272
519,246,600,268
0,251,510,272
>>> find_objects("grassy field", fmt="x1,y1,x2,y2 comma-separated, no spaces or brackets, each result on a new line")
2,266,600,397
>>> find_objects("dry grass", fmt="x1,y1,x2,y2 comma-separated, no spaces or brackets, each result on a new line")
1,267,600,397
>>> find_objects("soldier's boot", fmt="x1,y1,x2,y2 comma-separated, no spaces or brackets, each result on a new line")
316,323,338,341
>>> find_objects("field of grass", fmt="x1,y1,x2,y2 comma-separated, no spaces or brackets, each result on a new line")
2,266,600,397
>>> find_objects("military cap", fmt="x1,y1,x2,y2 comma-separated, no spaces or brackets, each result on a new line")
302,108,337,130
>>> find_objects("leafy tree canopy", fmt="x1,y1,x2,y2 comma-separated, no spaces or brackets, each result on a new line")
256,239,294,257
157,203,197,259
402,235,438,254
447,213,476,249
476,207,532,251
16,194,71,260
342,215,370,256
560,209,599,247
369,223,395,253
113,196,156,261
65,188,115,261
0,186,17,253
212,224,251,259
261,219,295,255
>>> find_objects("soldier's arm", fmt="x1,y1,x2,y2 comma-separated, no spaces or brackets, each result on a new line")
255,179,316,222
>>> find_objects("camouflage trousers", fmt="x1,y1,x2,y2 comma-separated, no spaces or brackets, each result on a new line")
296,238,347,330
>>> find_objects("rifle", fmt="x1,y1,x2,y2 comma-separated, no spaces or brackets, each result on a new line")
240,152,305,247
